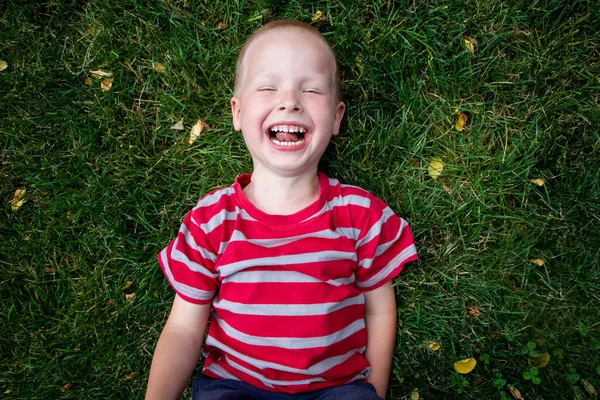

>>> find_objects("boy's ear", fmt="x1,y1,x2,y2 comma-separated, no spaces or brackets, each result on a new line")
332,101,346,136
231,97,242,131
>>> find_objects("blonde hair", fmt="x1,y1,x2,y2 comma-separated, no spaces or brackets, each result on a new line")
234,19,342,101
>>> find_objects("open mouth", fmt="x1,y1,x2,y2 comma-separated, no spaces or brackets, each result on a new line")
268,125,306,147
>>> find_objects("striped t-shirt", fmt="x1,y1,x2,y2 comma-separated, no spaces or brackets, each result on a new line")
158,172,418,394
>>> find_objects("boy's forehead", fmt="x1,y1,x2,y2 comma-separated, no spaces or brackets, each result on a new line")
251,28,328,55
245,28,335,71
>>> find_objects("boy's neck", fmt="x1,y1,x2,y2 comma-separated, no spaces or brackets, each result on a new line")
243,169,320,216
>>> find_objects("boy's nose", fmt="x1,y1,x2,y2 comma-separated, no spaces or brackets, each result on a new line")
278,90,302,112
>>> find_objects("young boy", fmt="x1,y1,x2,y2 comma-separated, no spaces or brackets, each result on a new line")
146,19,417,400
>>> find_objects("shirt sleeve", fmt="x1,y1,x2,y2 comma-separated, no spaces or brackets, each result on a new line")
355,195,418,291
157,208,219,304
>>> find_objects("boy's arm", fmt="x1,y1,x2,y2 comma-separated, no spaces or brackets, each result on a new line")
364,281,397,399
145,294,211,400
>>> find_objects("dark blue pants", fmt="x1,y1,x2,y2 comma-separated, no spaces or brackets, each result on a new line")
192,374,383,400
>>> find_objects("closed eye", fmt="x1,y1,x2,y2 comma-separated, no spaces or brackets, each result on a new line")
258,87,276,92
303,89,322,94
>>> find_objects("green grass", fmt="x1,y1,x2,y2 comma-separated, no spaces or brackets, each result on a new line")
1,0,599,398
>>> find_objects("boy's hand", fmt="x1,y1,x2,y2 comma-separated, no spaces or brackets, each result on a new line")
145,294,211,400
364,281,397,399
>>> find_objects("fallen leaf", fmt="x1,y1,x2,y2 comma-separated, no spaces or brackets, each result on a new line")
45,268,56,273
100,79,112,92
584,381,597,396
411,389,419,400
533,352,550,368
66,211,74,220
530,178,545,186
0,60,7,71
428,157,444,180
90,69,113,78
464,36,477,54
189,119,209,144
123,372,136,381
508,385,524,399
468,305,482,318
4,389,11,394
455,112,468,131
454,358,477,374
217,22,227,30
153,63,166,72
125,293,135,302
60,383,73,393
530,259,545,266
121,281,133,290
170,120,185,130
428,341,441,351
10,188,26,212
312,10,324,22
355,57,364,73
84,77,93,86
439,178,453,195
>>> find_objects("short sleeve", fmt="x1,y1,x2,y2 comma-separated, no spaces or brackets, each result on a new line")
355,195,418,291
157,209,219,304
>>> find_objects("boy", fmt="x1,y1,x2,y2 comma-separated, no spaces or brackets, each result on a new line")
146,19,417,400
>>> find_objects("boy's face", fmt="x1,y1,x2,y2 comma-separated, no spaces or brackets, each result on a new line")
231,29,345,178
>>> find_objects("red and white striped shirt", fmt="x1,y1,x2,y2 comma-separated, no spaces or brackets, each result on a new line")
158,172,417,394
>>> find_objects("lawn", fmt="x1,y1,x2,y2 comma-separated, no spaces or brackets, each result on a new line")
1,0,599,398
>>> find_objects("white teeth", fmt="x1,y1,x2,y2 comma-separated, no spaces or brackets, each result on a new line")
271,137,305,146
270,125,306,133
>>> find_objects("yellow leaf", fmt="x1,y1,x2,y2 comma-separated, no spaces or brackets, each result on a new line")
153,63,166,72
84,77,93,86
4,389,11,394
60,383,73,393
584,381,597,396
189,119,209,144
464,36,477,54
0,60,8,71
90,69,113,78
530,258,545,266
454,358,477,374
428,158,444,180
355,57,364,73
455,112,468,131
508,385,524,399
533,352,550,368
100,79,113,92
121,281,133,290
125,293,135,302
10,188,26,212
217,22,227,30
170,120,184,130
312,10,324,22
411,389,419,400
123,372,136,381
428,341,441,351
530,178,545,186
